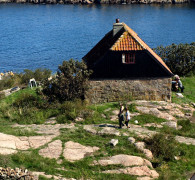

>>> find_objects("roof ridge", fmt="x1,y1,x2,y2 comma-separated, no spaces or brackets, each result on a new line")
122,23,172,74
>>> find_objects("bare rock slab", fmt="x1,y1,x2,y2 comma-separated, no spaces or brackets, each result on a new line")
103,166,159,179
0,147,17,155
39,140,62,159
63,141,99,162
94,154,152,167
98,127,120,136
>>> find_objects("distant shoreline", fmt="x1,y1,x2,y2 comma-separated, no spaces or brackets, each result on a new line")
0,0,194,5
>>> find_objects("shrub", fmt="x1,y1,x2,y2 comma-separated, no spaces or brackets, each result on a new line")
12,92,47,109
56,99,87,123
0,92,5,100
21,68,52,84
42,59,92,102
0,76,15,91
145,133,178,161
154,43,195,76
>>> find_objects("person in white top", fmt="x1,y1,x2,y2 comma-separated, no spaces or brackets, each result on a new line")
124,107,130,128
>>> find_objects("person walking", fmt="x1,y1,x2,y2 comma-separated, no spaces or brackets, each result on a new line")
118,104,124,128
125,107,131,128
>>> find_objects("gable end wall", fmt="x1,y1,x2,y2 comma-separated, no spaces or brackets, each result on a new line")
85,78,172,104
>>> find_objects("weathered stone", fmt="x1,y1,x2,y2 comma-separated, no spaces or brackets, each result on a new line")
28,136,54,149
83,125,97,134
103,166,159,178
134,142,145,150
128,137,136,144
94,154,152,167
98,127,120,136
0,148,17,155
143,149,153,159
162,121,177,129
63,141,99,162
109,139,118,146
85,79,172,104
175,136,195,146
39,140,62,159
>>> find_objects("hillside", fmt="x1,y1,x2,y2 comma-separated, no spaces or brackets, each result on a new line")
0,77,194,179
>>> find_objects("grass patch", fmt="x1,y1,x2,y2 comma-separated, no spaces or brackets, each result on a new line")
131,114,166,125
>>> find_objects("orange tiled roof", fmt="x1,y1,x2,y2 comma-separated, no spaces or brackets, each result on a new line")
111,31,144,51
110,23,172,74
122,23,172,74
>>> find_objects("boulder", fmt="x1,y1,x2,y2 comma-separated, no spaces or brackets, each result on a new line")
127,137,136,144
98,127,120,136
134,142,145,150
63,141,99,162
176,93,184,98
109,139,118,146
94,154,152,167
143,149,153,159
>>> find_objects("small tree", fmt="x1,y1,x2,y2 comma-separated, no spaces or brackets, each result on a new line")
154,43,195,76
42,59,92,102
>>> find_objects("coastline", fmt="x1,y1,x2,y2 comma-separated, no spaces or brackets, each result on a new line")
0,0,192,4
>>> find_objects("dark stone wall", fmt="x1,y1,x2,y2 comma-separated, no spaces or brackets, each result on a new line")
85,78,172,104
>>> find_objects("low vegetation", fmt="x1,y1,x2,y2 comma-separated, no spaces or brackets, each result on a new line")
0,68,51,91
155,42,195,76
0,57,194,179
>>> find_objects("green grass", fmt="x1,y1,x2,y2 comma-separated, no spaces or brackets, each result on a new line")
131,114,167,125
0,119,39,136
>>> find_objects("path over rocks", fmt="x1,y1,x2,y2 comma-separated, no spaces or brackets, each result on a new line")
0,123,77,155
131,100,194,120
83,123,195,146
0,132,55,155
13,123,76,136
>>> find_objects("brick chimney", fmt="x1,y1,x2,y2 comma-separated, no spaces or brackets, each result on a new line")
113,18,123,36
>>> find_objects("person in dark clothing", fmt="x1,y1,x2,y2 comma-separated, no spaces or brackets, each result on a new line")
118,104,124,128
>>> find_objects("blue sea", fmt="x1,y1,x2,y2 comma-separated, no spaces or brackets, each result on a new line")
0,3,195,72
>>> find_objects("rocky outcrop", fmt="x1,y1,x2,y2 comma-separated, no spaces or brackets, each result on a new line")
94,154,153,167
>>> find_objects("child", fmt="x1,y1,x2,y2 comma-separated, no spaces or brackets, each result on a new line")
125,107,130,128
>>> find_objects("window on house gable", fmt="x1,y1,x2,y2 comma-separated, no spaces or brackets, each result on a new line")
122,53,135,64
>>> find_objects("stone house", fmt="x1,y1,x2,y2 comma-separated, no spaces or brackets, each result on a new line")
83,20,173,103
